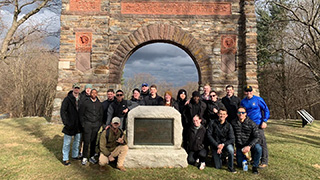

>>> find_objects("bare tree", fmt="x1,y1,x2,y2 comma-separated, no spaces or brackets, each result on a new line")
269,0,320,86
0,0,56,63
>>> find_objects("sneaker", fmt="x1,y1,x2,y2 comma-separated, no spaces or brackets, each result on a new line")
89,156,98,164
195,158,200,166
259,164,268,169
199,162,206,170
82,158,88,165
252,167,259,174
117,165,126,172
99,165,106,172
63,160,71,166
228,168,237,173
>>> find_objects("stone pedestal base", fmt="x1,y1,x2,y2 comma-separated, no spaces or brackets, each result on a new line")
124,148,188,168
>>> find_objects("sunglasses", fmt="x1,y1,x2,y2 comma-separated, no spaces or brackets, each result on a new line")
237,112,246,114
210,95,216,97
116,94,123,97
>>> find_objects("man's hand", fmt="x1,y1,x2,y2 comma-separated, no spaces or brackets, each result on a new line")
108,155,115,162
185,99,190,105
242,146,251,153
123,108,128,114
116,136,124,144
213,108,218,113
105,125,110,130
261,122,267,129
217,144,224,154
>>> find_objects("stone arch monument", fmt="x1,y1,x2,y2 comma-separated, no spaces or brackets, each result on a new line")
52,0,258,122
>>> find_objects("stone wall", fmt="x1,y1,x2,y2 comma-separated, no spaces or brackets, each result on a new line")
52,0,258,122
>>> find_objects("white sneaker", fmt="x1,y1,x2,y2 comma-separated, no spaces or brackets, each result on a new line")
82,158,88,165
196,158,200,164
199,162,206,170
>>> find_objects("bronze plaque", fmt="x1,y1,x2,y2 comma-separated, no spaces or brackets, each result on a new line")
134,118,173,145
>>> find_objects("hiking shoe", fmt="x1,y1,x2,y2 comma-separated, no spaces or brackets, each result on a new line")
63,160,71,166
252,167,259,174
82,158,88,165
259,164,268,169
72,156,81,160
199,162,206,170
89,156,98,164
117,166,126,172
228,168,237,173
100,165,106,172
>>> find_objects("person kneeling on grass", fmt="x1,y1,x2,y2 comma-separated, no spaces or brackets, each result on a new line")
186,114,208,170
99,117,128,172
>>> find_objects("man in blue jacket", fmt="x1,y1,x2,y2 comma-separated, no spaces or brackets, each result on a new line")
241,86,270,168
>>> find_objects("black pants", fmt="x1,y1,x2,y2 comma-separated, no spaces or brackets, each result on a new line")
83,122,100,159
258,128,268,165
187,149,207,164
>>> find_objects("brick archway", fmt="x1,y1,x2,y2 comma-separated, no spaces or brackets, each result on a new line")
108,24,211,85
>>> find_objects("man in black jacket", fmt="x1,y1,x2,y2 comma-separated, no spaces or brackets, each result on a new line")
221,85,241,123
102,89,116,125
79,89,103,165
207,108,236,173
186,115,207,170
106,90,137,130
144,84,164,105
231,107,262,174
60,83,82,166
205,90,226,122
140,82,150,99
185,91,207,127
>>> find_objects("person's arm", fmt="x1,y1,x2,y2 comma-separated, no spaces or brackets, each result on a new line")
127,100,138,110
99,130,111,157
106,103,114,125
206,121,219,148
60,98,69,125
258,97,270,123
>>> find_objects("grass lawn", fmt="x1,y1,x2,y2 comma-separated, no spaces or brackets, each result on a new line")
0,117,319,180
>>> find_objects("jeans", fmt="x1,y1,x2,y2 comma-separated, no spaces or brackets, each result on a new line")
212,144,234,170
236,144,262,168
258,128,268,165
62,133,81,161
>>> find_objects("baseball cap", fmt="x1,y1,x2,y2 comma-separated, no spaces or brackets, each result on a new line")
111,117,121,124
244,86,253,92
73,83,81,89
141,83,148,87
85,84,93,89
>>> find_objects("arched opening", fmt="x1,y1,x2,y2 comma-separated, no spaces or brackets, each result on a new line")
123,42,199,87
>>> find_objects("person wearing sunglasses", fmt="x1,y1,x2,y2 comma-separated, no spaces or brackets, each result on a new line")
241,86,270,169
205,90,226,123
106,90,137,130
231,107,262,174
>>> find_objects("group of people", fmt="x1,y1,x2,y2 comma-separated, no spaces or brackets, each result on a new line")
60,82,270,174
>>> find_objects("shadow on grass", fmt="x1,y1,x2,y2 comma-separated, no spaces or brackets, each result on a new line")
268,120,303,128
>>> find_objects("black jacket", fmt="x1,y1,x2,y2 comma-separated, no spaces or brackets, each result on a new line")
184,99,207,126
102,98,116,124
207,119,234,148
230,116,260,149
205,99,226,121
106,100,138,125
60,91,82,135
187,125,207,152
140,90,149,99
131,96,145,105
144,94,164,105
222,95,241,123
79,98,103,127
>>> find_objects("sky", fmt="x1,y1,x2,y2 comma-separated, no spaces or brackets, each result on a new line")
1,2,198,87
123,43,198,87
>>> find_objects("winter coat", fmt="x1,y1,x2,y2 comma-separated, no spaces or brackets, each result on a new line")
205,99,226,121
60,91,82,135
230,116,260,149
187,125,207,152
184,99,207,126
207,119,234,148
222,95,241,123
99,128,127,157
131,96,145,105
106,100,138,125
79,98,103,127
144,94,164,106
102,98,116,124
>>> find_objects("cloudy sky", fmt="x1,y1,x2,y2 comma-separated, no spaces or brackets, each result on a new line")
123,43,198,87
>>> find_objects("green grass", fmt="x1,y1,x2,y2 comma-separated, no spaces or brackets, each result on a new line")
0,117,319,180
